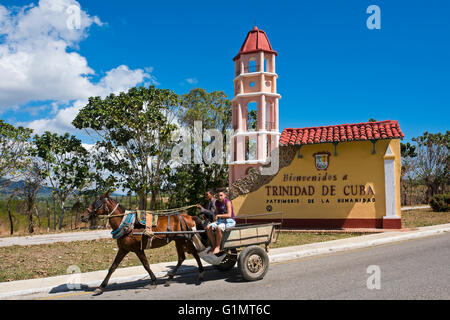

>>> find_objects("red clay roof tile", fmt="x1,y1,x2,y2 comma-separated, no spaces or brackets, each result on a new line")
279,120,404,146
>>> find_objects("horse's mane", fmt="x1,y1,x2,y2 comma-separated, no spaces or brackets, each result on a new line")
107,197,127,213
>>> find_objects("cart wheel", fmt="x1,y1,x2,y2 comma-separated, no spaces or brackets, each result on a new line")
238,245,269,281
214,249,238,271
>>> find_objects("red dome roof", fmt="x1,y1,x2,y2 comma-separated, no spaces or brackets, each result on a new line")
233,26,277,61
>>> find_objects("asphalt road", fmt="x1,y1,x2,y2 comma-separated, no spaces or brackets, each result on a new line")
0,230,110,247
16,232,450,300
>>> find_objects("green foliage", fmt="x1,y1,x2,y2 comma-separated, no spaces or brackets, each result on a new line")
429,193,449,212
31,132,91,229
411,131,449,199
401,142,417,158
0,120,33,185
73,86,179,209
180,88,231,133
32,132,91,199
248,110,257,130
166,88,231,209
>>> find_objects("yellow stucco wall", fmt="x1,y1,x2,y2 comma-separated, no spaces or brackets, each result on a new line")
233,139,402,220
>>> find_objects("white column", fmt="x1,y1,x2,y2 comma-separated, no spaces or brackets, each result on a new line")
274,98,279,131
271,54,276,73
237,100,242,132
260,73,265,92
258,95,267,161
243,102,248,131
260,95,266,130
383,146,397,218
236,136,245,162
259,52,264,72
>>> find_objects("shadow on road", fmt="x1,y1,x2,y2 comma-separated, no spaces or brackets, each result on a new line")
47,264,248,296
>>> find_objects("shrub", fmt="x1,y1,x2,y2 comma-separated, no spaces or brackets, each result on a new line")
429,193,449,212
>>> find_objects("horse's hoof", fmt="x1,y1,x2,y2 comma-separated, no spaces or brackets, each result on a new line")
164,280,172,287
145,284,157,290
146,280,157,290
93,287,104,296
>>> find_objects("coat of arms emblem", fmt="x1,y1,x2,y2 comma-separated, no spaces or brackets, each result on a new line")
313,152,330,170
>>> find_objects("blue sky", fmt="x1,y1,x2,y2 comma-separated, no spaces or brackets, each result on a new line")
0,0,449,143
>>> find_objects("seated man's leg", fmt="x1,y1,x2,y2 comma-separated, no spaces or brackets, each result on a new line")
206,224,216,253
213,227,223,254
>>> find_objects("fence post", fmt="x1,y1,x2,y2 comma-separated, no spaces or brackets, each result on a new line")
46,199,50,232
53,197,56,230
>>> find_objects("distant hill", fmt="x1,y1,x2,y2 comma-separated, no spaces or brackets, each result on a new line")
0,178,126,199
0,178,53,197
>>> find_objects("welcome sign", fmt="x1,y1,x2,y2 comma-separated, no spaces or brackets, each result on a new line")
264,172,376,206
232,139,402,228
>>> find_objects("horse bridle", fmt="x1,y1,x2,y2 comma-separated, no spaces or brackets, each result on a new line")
86,196,123,220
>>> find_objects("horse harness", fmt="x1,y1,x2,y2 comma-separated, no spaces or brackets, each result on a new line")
91,197,194,244
111,209,193,242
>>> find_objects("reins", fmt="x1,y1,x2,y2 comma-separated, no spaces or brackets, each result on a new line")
96,199,197,221
140,205,197,215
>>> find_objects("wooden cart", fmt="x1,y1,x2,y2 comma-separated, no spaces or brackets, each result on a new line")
212,222,281,281
134,213,282,281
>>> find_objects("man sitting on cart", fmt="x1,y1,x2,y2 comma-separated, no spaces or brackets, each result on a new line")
206,189,236,254
196,188,217,223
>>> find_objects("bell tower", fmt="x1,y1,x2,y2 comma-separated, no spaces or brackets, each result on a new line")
229,26,281,186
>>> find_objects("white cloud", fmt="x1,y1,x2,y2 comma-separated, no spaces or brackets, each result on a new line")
0,0,156,136
22,99,86,135
24,65,155,135
98,65,155,95
0,0,102,107
185,78,198,85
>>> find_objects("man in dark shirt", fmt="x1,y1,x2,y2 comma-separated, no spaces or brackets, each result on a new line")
196,189,216,223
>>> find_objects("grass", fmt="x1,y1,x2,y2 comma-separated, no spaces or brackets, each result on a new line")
401,208,450,228
0,239,180,282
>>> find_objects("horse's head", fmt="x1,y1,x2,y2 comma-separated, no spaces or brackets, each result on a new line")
81,192,112,223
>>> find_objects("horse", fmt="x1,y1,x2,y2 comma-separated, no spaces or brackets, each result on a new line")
80,192,206,295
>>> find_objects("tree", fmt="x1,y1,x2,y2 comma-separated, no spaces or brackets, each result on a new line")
33,132,91,229
166,89,231,208
0,120,33,190
400,142,418,205
73,86,179,210
18,160,44,233
7,191,19,235
401,142,417,158
412,131,449,199
248,110,258,130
